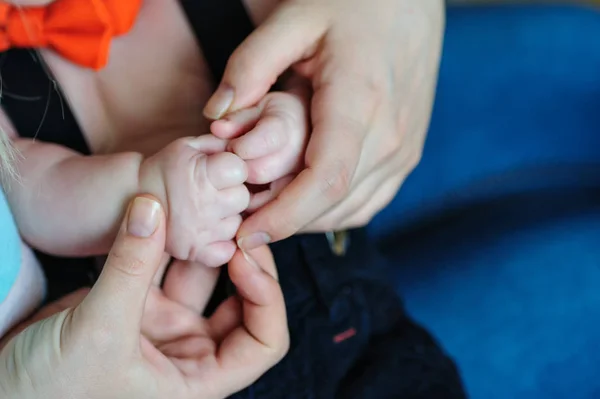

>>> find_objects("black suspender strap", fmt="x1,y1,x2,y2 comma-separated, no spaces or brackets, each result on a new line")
179,0,255,83
1,49,90,154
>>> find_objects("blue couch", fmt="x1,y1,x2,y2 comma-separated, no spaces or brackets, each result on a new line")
368,4,600,398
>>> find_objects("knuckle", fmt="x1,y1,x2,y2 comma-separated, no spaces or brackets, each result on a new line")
345,207,375,231
305,219,328,233
262,122,285,150
108,251,147,278
350,73,387,117
382,182,402,208
266,102,297,132
360,75,387,103
403,140,424,172
233,188,251,213
274,109,296,135
328,106,369,141
277,334,291,359
155,139,197,172
307,212,339,232
409,147,423,170
354,212,373,228
251,163,270,185
166,137,193,158
389,127,405,151
220,229,237,241
318,160,354,202
379,134,403,162
231,140,250,159
186,244,202,265
266,333,290,364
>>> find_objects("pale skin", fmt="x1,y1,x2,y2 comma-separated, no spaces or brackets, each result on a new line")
1,0,451,395
0,0,308,339
2,0,308,266
205,0,446,250
0,197,290,399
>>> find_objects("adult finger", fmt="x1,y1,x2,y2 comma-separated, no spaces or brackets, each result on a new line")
203,2,328,119
213,247,287,391
142,287,204,344
236,69,379,249
162,260,221,314
78,195,166,340
208,296,242,343
247,175,292,213
309,168,405,233
303,164,392,232
151,252,172,287
341,174,405,229
304,144,414,232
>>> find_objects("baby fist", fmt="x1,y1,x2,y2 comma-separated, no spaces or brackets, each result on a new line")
139,135,249,267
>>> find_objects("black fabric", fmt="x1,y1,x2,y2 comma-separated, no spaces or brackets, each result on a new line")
233,230,466,399
0,50,90,154
179,0,254,83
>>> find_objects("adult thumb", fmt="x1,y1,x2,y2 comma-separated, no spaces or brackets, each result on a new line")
203,2,328,120
78,196,166,339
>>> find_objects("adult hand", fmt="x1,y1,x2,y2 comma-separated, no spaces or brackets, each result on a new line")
142,248,286,393
0,196,288,399
206,0,445,249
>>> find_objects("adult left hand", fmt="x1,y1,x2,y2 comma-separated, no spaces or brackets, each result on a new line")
205,0,445,250
0,197,288,399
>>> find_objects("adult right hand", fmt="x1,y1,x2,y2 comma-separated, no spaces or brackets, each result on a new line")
208,0,444,248
0,195,288,399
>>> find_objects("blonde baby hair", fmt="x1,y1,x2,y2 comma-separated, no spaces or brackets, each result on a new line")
0,128,17,183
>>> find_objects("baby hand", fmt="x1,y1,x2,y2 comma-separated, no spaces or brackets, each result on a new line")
139,135,249,267
211,89,309,212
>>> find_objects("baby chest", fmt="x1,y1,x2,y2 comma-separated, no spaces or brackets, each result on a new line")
12,0,214,156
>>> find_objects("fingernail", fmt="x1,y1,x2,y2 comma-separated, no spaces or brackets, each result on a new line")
203,84,234,120
127,197,160,238
238,232,271,251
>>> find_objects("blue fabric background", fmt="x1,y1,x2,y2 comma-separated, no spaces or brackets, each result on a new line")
368,4,600,399
1,4,598,398
0,187,21,303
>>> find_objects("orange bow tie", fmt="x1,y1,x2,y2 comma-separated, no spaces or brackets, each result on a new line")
0,0,142,70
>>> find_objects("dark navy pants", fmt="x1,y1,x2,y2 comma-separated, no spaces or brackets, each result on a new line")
231,230,466,398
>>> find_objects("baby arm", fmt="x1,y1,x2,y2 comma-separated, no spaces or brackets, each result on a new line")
6,137,145,257
6,135,249,266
